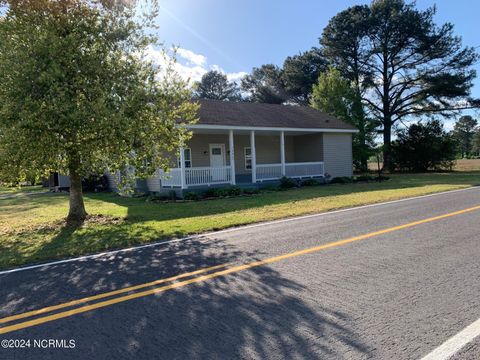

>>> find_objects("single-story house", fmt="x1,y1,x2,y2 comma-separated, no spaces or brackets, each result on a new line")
108,99,358,194
51,99,358,194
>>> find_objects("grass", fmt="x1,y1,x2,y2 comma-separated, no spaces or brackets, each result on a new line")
1,168,480,270
0,185,44,196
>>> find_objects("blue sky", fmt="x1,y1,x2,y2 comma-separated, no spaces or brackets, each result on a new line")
155,0,479,123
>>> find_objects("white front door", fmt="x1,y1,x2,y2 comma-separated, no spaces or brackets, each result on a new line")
209,144,226,181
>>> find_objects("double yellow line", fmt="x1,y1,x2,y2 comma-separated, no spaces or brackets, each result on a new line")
1,204,479,335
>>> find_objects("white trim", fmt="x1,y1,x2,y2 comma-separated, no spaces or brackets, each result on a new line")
208,143,226,167
179,145,186,189
229,130,236,185
0,186,477,275
280,131,285,176
187,124,358,133
177,147,192,168
250,131,256,183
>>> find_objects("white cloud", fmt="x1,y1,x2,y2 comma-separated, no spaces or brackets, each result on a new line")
176,47,207,67
144,45,247,86
226,71,248,84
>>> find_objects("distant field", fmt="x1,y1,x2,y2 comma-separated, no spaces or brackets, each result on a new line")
368,158,480,172
454,159,480,172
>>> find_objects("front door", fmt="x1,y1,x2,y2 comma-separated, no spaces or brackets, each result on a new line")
209,144,226,180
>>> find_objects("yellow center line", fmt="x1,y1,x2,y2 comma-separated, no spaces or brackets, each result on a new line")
0,263,230,324
1,204,479,335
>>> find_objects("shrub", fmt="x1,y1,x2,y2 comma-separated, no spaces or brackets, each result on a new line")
330,176,353,184
391,120,456,172
224,186,242,196
203,186,242,198
260,184,278,192
354,175,374,182
168,190,177,201
301,178,320,186
183,192,199,201
243,187,260,195
203,188,217,198
218,187,240,197
279,176,297,189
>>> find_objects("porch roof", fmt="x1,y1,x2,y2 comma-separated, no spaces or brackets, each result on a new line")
186,99,358,132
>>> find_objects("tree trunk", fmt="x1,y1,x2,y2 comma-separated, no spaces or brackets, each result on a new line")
67,159,87,224
358,120,368,172
382,120,393,172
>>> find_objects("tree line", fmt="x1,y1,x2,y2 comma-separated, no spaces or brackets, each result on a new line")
194,0,479,172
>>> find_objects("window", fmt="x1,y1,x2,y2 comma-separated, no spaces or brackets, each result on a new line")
244,147,252,170
211,148,222,155
178,148,192,168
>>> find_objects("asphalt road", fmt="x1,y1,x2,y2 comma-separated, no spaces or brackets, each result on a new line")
1,187,480,360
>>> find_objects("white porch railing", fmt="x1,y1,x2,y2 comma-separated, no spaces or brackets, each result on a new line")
255,161,324,181
156,162,323,188
256,164,283,181
158,166,232,188
185,166,231,186
285,162,324,178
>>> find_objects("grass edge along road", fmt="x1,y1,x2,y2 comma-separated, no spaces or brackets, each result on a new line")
1,172,479,269
1,203,480,335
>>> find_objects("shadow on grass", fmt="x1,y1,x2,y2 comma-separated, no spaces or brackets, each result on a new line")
0,236,372,359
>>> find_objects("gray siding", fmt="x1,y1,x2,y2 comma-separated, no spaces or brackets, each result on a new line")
58,174,71,188
186,134,230,168
233,135,250,175
293,133,323,162
146,176,161,192
323,133,353,178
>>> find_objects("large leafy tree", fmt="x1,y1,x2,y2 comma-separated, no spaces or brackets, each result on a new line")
311,68,376,171
322,0,479,170
452,115,478,158
282,48,327,105
0,0,197,223
241,64,287,104
193,70,240,101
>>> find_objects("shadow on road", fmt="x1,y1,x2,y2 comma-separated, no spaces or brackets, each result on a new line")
1,236,370,359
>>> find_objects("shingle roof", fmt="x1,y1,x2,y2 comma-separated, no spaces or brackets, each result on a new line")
193,99,357,131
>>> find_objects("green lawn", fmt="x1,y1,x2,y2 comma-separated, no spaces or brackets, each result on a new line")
1,172,479,269
0,185,45,196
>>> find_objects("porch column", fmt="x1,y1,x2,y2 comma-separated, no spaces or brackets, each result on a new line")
179,145,186,189
250,130,256,183
280,131,286,176
229,130,236,185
